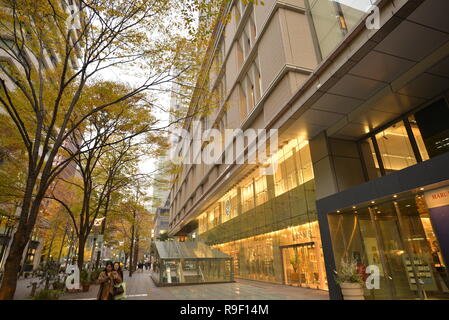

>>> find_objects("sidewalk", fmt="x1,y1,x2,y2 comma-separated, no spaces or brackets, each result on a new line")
60,270,329,300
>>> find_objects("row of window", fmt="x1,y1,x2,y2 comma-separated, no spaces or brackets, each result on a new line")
170,2,261,227
198,138,314,234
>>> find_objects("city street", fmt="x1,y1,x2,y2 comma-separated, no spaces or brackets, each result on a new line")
13,271,329,301
2,0,449,307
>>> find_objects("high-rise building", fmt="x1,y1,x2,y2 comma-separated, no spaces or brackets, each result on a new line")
168,0,449,300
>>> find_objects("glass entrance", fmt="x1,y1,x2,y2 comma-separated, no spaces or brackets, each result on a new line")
328,192,449,300
282,243,321,289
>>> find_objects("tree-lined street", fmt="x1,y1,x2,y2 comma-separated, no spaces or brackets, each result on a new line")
12,270,329,301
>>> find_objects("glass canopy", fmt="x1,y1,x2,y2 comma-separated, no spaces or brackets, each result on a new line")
151,241,234,286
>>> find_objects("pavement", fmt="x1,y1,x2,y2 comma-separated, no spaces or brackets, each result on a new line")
13,270,329,300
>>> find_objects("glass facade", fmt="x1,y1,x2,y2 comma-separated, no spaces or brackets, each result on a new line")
362,98,449,177
214,222,327,290
151,241,234,286
374,121,417,173
198,138,327,289
307,0,377,59
328,191,449,299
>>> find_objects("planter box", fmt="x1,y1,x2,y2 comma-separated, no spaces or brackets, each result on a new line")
82,284,90,292
340,283,365,300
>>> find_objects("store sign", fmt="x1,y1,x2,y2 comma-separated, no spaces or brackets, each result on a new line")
424,186,449,267
424,187,449,209
292,229,313,242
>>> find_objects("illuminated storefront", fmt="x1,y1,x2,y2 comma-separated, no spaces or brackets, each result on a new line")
213,222,327,290
327,186,449,299
317,97,449,300
198,138,328,290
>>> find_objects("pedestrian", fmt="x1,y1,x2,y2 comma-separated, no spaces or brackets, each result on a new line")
113,262,126,300
97,261,121,300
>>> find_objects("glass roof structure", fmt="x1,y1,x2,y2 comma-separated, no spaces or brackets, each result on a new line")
151,241,234,286
154,241,230,259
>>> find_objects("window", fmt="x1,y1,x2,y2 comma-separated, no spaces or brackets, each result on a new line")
375,121,417,173
411,99,449,159
361,98,449,177
307,0,375,59
274,139,314,197
255,176,268,206
245,75,255,111
409,114,430,161
252,62,262,102
239,83,248,119
242,180,255,213
234,3,241,26
236,40,244,70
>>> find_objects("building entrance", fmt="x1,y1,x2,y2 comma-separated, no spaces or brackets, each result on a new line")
281,242,323,289
329,191,449,299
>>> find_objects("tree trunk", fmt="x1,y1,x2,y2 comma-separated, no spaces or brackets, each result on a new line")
133,231,139,272
0,225,30,300
129,225,135,277
77,236,86,271
57,227,68,263
45,231,57,263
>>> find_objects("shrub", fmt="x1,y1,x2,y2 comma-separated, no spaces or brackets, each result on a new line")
52,280,65,291
91,268,103,282
32,289,62,300
80,270,91,285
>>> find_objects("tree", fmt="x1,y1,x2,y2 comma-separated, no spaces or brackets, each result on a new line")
46,81,163,271
0,0,262,300
0,0,204,299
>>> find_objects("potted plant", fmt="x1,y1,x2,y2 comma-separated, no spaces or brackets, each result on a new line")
32,289,62,300
52,280,65,291
335,258,365,300
80,270,91,292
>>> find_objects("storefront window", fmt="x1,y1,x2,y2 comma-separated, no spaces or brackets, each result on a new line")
375,121,417,173
328,192,449,300
214,222,327,289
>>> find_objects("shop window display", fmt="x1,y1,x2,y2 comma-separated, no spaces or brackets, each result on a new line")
328,192,449,300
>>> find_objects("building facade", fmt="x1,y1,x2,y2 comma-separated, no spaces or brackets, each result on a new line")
168,0,449,300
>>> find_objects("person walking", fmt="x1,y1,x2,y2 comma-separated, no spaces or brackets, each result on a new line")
113,262,126,300
97,261,121,300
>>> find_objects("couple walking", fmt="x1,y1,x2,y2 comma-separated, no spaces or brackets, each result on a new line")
97,261,127,300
